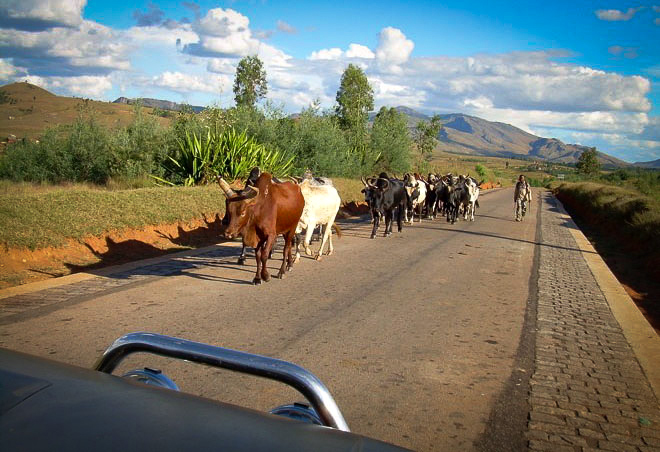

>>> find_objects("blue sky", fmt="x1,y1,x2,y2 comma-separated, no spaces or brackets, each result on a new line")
1,1,658,163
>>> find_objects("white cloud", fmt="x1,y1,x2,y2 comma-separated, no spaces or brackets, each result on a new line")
595,7,642,21
0,0,85,30
125,24,197,47
0,58,19,80
151,71,231,94
184,8,261,57
375,27,414,69
0,20,131,74
346,44,375,59
24,74,112,98
309,47,343,60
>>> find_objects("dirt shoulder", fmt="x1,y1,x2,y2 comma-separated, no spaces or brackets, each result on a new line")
0,203,369,290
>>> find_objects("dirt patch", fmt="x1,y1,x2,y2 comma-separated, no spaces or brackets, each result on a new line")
0,213,224,290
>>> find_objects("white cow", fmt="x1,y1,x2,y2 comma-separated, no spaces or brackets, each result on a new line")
404,174,427,223
463,176,480,221
295,178,342,261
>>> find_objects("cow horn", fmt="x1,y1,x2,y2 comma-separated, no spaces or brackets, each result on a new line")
378,178,390,190
246,185,260,197
361,176,368,186
216,176,237,198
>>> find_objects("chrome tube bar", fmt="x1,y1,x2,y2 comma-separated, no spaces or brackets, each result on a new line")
94,332,350,432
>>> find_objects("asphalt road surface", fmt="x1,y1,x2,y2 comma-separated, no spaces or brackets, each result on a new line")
0,187,539,451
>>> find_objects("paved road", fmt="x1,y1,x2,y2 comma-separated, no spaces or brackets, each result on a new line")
1,188,659,452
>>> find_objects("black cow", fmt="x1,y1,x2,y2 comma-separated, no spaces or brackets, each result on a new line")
361,172,407,239
446,179,471,224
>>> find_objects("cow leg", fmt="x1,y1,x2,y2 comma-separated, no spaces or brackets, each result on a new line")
304,225,314,256
260,236,276,282
237,245,247,265
253,242,264,285
316,216,335,260
294,232,302,263
384,211,392,237
278,230,295,278
370,212,380,239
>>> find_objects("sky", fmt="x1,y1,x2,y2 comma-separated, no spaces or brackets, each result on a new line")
0,1,658,163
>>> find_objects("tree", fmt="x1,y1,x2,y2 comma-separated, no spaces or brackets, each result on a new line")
335,64,374,148
576,147,600,176
414,114,442,160
370,107,412,173
233,55,268,108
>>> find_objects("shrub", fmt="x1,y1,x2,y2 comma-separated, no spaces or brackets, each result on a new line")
156,127,295,186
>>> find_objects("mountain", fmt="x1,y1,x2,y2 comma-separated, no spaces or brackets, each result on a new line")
633,159,660,169
113,97,205,113
387,107,629,168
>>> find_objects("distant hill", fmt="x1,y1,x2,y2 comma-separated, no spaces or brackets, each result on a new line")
383,107,630,168
633,159,660,169
0,82,171,141
113,97,205,113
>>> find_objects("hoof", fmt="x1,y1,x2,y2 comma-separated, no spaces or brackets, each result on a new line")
315,255,322,261
262,274,271,282
276,271,285,279
305,248,313,256
237,257,246,265
252,278,262,285
370,235,376,239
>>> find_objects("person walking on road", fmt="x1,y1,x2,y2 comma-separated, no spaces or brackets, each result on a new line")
514,175,532,221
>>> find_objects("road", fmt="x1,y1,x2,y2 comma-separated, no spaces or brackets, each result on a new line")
0,187,538,451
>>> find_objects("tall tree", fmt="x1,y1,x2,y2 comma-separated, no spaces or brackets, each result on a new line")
370,107,412,173
335,64,374,148
576,147,601,175
414,114,442,161
233,55,268,108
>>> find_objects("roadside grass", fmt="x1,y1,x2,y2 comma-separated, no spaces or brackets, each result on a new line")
0,183,225,250
551,181,660,248
551,181,660,330
0,177,366,252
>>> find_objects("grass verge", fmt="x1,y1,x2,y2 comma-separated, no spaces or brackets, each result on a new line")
551,181,660,330
0,177,367,252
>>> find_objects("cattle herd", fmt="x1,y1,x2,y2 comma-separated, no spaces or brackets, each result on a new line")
217,168,481,285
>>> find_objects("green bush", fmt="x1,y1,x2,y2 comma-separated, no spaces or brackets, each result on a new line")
156,126,294,186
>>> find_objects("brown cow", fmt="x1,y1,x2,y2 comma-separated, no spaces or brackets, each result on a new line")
217,173,304,285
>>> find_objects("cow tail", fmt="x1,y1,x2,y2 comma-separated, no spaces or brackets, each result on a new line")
333,223,342,238
475,199,480,208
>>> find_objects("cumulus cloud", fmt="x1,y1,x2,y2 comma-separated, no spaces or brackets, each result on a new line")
346,44,375,59
0,0,85,31
184,8,261,57
375,27,414,69
151,71,231,94
0,58,20,80
403,52,651,114
0,20,131,76
309,47,343,60
595,7,643,21
24,74,113,98
308,43,374,61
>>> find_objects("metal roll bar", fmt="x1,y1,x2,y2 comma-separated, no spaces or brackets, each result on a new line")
94,332,350,432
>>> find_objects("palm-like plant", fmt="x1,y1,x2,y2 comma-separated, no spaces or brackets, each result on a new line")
154,127,294,185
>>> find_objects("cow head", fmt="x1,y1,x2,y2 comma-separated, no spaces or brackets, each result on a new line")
361,176,391,217
217,177,260,239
